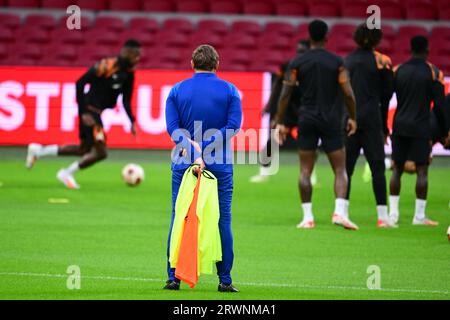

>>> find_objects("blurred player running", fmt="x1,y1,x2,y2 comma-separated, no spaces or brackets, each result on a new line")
389,36,449,226
26,39,141,189
344,24,395,228
250,40,311,183
275,20,358,230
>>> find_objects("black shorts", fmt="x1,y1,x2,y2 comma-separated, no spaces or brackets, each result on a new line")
297,119,344,153
391,135,431,166
346,127,385,163
79,111,106,147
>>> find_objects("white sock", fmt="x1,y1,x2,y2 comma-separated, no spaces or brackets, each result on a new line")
301,202,314,221
414,199,426,220
389,195,400,217
334,198,347,217
37,145,58,157
66,161,80,175
343,199,349,219
377,205,389,221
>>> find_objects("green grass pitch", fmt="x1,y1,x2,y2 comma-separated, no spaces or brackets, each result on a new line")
0,148,449,300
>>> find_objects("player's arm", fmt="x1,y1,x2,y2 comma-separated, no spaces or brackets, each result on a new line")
431,69,449,141
122,73,136,135
75,66,97,112
263,70,284,114
165,86,202,165
274,68,296,144
338,67,357,136
379,66,394,138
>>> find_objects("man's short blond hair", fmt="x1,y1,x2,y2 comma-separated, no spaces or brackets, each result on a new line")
192,44,219,71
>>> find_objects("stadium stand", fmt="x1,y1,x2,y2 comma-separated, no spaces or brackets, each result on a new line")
0,0,449,74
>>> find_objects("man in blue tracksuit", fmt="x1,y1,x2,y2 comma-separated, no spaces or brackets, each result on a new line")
164,45,242,292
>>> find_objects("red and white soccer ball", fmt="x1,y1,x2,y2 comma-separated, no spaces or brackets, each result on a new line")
447,226,450,242
122,163,145,186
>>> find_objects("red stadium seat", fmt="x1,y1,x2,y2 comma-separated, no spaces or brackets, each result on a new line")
14,42,42,60
340,0,368,18
0,13,21,30
142,0,174,12
243,0,275,15
121,30,157,47
24,14,57,30
109,0,141,11
82,45,115,62
85,29,122,46
190,32,225,49
223,33,257,49
0,44,10,60
398,25,429,39
257,33,292,50
296,23,309,39
15,27,51,44
376,0,404,19
128,17,159,33
308,0,339,17
41,0,73,8
430,26,450,41
41,44,78,65
7,0,39,8
231,21,261,36
163,18,194,34
221,49,251,65
390,53,410,66
51,28,86,45
158,31,190,48
330,23,357,39
392,37,412,55
176,0,208,13
159,48,183,63
257,50,286,65
197,20,229,35
248,61,280,73
381,24,397,41
210,0,242,14
219,61,248,71
265,22,295,37
94,16,125,32
429,38,450,55
275,1,307,17
75,0,108,10
406,0,437,20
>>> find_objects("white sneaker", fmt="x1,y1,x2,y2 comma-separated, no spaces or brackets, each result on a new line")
332,213,359,230
412,217,439,226
390,213,399,225
26,143,42,169
296,219,315,229
57,169,80,190
249,174,269,183
377,219,398,228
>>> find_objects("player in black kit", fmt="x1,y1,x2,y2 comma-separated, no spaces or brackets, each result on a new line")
344,24,395,228
389,36,449,226
26,39,141,189
275,20,358,230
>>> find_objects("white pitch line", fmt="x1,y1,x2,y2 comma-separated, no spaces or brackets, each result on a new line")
0,272,448,296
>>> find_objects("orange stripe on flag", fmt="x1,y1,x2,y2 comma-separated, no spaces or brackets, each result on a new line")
175,172,202,288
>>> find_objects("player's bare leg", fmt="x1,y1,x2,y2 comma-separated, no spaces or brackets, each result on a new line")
26,141,90,169
327,148,358,230
412,164,438,226
57,141,107,190
389,162,403,224
296,150,316,229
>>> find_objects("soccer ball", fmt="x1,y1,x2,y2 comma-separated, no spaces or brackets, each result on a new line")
121,163,145,186
447,226,450,242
